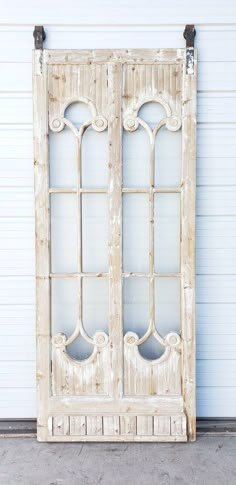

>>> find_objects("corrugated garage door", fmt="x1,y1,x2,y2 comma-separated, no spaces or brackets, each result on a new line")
0,1,236,417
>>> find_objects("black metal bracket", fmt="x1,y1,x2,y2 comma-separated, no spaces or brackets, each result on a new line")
183,24,196,48
33,26,46,49
183,25,196,75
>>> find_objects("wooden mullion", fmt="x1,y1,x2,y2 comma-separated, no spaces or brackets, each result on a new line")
122,188,181,193
149,142,155,332
108,62,122,403
49,188,77,194
49,188,107,194
50,272,109,278
122,272,181,278
76,138,83,344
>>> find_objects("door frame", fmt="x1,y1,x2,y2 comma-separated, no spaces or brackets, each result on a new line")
33,48,197,442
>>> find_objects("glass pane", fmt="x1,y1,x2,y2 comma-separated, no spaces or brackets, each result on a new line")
51,277,93,361
83,277,108,336
123,277,149,335
68,277,109,360
123,128,149,187
139,101,166,129
65,102,108,188
51,277,109,361
51,278,77,338
123,194,149,273
123,277,165,360
155,277,180,336
51,194,77,273
66,101,91,126
155,127,182,187
139,335,165,360
82,127,108,188
67,336,94,360
49,127,77,188
154,193,180,273
82,194,108,272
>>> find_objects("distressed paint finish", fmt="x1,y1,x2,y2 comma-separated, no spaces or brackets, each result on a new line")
181,49,197,441
33,50,50,442
33,48,197,442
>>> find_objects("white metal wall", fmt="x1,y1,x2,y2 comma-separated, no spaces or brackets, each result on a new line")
0,1,236,418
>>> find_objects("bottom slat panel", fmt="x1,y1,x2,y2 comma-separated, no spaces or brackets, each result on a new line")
49,414,187,441
69,416,86,436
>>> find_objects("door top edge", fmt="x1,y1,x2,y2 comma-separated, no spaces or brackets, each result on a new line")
34,48,187,64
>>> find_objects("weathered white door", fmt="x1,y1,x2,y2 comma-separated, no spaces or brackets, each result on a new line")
33,48,197,442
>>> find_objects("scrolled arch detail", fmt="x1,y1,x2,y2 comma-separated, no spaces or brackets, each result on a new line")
123,96,181,135
49,97,108,136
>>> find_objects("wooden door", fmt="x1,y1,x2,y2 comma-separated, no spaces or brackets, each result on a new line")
33,48,197,442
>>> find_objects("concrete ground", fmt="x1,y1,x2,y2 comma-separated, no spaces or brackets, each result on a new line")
0,436,236,485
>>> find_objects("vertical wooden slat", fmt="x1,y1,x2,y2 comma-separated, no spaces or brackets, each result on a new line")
53,416,70,436
171,415,186,437
181,50,197,441
70,416,86,436
108,63,122,402
154,416,170,436
137,416,153,436
86,416,103,435
120,415,137,435
33,50,51,442
103,415,120,436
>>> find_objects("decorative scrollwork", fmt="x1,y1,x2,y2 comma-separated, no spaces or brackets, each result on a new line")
92,116,108,132
50,96,109,361
52,329,109,365
123,96,181,139
124,330,181,364
49,96,108,138
123,96,182,362
50,117,65,132
123,117,139,132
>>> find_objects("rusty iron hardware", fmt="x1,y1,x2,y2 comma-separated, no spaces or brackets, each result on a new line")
183,25,196,75
33,26,46,49
183,24,196,48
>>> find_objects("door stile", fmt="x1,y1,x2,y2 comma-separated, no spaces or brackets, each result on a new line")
33,50,51,441
108,63,123,404
181,50,197,441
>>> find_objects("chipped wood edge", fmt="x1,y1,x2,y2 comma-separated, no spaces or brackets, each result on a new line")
181,49,197,441
33,49,51,442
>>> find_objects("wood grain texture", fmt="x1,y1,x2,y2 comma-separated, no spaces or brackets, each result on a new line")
34,48,196,442
33,50,51,442
181,49,197,441
50,414,187,441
